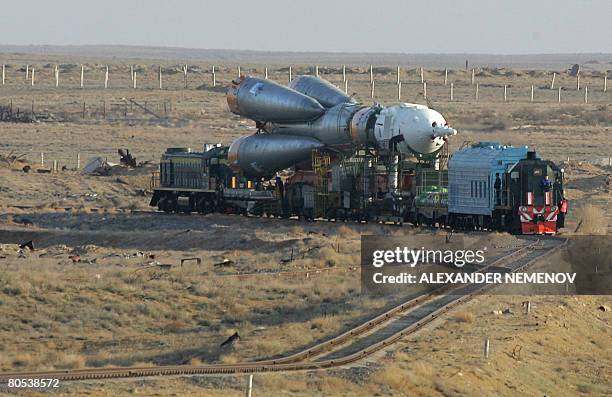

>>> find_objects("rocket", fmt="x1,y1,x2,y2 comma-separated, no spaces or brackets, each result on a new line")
227,75,457,178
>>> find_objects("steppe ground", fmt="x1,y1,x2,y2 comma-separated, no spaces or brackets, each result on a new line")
0,50,610,396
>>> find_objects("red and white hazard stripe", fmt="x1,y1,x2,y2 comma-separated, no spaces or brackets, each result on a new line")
545,191,552,205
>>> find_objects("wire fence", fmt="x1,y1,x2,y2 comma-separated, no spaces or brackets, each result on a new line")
0,62,610,104
0,98,173,123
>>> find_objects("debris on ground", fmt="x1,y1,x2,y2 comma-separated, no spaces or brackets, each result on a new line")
118,149,137,167
19,240,35,250
568,64,580,77
1,150,29,170
180,257,202,267
81,157,117,176
214,258,234,267
220,332,240,348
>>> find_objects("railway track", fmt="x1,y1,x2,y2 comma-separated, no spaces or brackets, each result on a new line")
0,237,566,383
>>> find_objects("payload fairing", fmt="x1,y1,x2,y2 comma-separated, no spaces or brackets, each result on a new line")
227,75,456,177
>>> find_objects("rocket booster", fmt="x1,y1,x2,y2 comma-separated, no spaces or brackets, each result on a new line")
227,75,457,177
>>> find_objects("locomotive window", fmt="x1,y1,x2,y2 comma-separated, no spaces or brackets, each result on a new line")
533,168,542,176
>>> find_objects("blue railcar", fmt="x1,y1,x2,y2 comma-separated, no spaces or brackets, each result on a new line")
448,142,528,216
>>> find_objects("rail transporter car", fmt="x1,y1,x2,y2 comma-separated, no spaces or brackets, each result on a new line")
150,141,567,234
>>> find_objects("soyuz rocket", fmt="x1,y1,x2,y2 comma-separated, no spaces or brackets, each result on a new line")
226,75,457,178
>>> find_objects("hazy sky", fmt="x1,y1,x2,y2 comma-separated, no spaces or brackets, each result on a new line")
1,0,610,54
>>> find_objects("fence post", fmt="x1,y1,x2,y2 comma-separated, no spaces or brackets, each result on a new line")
289,66,292,83
158,65,163,89
420,66,424,84
130,65,134,82
584,85,588,104
550,72,556,89
25,64,29,81
450,82,454,101
370,80,375,99
344,79,348,94
396,65,400,84
530,84,534,103
475,83,479,101
576,73,580,90
41,152,44,166
484,337,490,358
1,64,4,85
471,68,475,85
77,153,81,170
212,70,216,87
444,68,448,86
133,72,137,89
342,64,346,82
183,64,188,89
397,81,401,101
55,65,59,87
31,68,35,86
105,66,109,89
53,160,58,173
237,66,241,78
503,84,507,102
369,64,373,84
423,82,427,99
525,300,531,315
604,73,608,92
315,65,319,77
264,67,268,79
558,86,561,103
80,65,84,88
245,374,253,397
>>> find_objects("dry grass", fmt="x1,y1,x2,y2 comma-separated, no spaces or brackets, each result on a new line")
0,230,394,372
452,311,475,323
574,204,608,234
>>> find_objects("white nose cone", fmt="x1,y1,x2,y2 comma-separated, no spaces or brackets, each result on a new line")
374,103,456,155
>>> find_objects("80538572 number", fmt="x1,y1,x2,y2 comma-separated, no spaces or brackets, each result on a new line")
7,378,60,388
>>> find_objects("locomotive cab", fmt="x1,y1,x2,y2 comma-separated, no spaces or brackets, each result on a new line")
508,151,566,234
